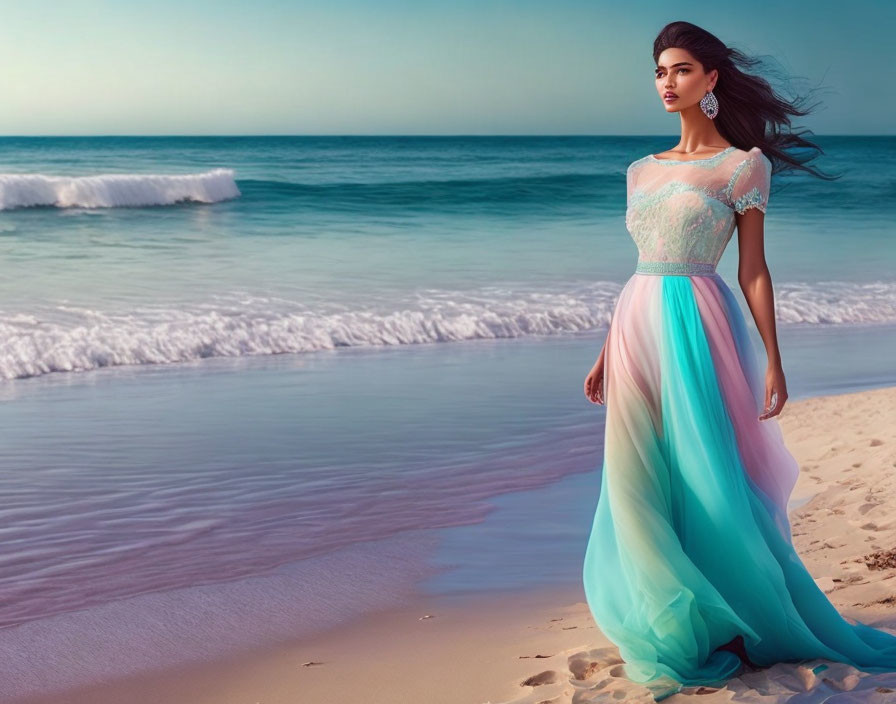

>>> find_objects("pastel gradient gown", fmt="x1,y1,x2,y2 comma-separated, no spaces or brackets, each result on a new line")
582,145,896,699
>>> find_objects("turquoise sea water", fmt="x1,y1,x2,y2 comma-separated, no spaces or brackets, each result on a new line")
0,136,893,700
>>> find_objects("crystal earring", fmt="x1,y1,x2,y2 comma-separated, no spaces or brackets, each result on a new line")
700,90,719,119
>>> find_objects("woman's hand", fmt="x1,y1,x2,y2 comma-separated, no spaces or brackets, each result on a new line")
759,361,788,421
585,352,606,405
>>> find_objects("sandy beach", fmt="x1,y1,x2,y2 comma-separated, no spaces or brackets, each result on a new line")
18,384,896,704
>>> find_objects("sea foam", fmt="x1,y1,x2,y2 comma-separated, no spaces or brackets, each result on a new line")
0,281,893,380
0,168,240,210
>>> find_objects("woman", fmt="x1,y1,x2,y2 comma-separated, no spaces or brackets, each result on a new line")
581,21,896,700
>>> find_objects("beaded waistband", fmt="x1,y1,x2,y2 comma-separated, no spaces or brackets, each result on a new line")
635,260,717,276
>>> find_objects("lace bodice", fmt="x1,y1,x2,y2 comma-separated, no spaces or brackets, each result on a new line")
626,145,772,273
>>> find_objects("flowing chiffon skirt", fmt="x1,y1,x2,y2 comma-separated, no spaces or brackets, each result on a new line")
582,271,896,699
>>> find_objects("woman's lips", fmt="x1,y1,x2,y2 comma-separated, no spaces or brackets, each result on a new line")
664,95,678,102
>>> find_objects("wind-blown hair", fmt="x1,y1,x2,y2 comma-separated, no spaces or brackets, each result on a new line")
654,21,839,181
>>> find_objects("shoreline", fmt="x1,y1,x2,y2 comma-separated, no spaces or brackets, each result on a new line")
15,384,896,704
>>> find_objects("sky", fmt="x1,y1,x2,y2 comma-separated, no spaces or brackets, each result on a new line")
0,0,890,136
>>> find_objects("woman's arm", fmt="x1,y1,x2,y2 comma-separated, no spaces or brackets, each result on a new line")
735,208,789,420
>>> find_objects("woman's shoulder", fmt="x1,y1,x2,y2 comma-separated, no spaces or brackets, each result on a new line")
627,154,652,170
724,147,774,193
727,145,772,170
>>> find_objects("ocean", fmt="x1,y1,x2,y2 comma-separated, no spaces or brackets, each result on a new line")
1,135,894,698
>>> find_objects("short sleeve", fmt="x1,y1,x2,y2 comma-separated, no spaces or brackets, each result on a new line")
625,161,640,231
626,162,636,203
729,148,772,214
626,159,644,206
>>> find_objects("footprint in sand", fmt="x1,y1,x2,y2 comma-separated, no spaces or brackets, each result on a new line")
567,657,602,680
520,670,558,687
568,648,623,675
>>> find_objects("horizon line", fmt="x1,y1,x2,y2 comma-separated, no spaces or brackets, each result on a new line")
0,133,885,139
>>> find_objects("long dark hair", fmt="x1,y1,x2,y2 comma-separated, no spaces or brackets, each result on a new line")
653,21,839,181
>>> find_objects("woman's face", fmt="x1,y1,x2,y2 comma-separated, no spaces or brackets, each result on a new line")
654,48,716,114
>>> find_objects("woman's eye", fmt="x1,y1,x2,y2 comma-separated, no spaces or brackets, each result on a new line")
656,68,689,77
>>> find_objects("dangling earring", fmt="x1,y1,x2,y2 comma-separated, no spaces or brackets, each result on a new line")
700,90,719,119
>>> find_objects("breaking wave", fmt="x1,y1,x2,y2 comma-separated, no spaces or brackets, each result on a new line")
0,280,893,380
0,168,240,210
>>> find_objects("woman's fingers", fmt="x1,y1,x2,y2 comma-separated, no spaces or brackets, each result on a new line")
759,389,786,420
585,369,605,405
759,389,774,420
592,375,604,405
